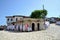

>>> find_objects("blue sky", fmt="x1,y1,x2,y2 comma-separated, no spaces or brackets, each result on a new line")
0,0,60,25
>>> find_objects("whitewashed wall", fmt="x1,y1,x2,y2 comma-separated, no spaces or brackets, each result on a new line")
14,17,23,21
6,17,23,24
7,24,15,30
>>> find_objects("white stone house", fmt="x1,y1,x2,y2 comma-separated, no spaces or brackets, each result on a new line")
6,15,45,31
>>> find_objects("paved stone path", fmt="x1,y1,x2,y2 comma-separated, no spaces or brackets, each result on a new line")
0,24,60,40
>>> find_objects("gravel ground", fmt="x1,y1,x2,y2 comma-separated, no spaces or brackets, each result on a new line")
0,24,60,40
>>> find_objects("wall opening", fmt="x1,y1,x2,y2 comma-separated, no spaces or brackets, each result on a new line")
18,25,20,31
37,23,40,30
32,23,35,31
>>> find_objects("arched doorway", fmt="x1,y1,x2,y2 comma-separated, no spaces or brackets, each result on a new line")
32,23,35,31
37,23,40,30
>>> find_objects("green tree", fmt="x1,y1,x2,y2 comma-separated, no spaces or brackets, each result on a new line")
30,10,48,18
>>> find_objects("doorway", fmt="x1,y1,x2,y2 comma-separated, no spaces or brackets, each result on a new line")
37,23,40,30
18,25,20,31
32,23,35,31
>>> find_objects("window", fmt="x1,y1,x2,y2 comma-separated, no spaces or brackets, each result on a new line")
16,18,18,21
20,18,23,20
11,18,13,21
7,18,9,21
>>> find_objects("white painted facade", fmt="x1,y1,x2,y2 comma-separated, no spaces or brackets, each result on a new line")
7,16,23,24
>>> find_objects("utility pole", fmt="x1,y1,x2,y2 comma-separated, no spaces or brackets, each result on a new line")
43,5,44,10
42,4,45,28
42,4,45,16
42,4,45,18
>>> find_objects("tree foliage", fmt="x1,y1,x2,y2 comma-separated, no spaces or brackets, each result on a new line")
30,10,48,18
